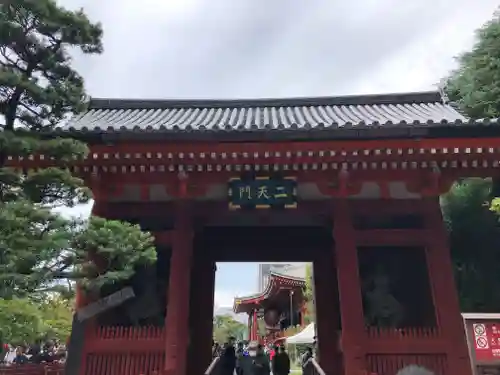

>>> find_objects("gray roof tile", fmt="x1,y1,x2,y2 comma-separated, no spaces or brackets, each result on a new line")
61,91,491,141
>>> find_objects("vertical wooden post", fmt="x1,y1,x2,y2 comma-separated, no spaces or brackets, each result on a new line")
424,198,471,375
248,313,252,341
333,199,366,375
252,309,258,341
187,259,216,375
164,191,193,375
300,303,305,327
313,256,340,375
201,262,216,370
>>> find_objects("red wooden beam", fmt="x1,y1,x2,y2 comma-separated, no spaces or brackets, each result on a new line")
153,231,174,246
76,166,500,190
7,137,500,168
99,200,332,219
349,199,427,216
10,147,500,169
85,136,500,155
355,229,430,246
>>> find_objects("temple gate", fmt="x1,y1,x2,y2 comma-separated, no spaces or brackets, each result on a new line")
14,91,494,375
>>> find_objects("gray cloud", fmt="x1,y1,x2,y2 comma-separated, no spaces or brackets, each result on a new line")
60,0,498,98
56,0,499,303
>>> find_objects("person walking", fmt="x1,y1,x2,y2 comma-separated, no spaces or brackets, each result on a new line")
300,347,314,375
236,342,244,375
220,338,237,375
250,344,270,375
272,346,290,375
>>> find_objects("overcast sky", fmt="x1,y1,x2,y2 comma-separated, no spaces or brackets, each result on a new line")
59,0,499,307
61,0,499,99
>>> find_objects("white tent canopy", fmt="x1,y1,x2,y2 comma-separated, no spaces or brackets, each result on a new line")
286,323,316,344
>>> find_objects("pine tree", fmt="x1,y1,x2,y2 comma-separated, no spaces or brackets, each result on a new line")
0,0,156,300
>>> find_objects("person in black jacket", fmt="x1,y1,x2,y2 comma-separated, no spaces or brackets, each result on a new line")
235,342,244,375
220,338,236,375
272,346,290,375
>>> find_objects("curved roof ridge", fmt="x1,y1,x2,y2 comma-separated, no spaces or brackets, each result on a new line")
269,270,306,282
89,91,442,111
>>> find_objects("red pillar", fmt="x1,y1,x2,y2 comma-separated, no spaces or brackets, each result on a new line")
200,262,216,369
333,199,366,375
424,199,471,375
300,303,305,327
252,309,258,341
187,259,216,375
248,313,252,341
313,255,340,375
164,202,193,375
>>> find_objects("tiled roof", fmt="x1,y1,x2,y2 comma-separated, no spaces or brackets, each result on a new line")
234,271,305,306
272,264,307,280
62,91,483,140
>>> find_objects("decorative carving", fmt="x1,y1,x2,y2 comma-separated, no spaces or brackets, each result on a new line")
123,267,164,326
363,265,403,328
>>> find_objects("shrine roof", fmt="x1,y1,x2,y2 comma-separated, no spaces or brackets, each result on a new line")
233,271,305,313
60,91,491,142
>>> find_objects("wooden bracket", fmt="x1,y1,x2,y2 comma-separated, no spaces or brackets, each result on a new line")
407,165,453,196
87,170,103,201
317,168,361,197
177,170,188,199
164,171,208,199
420,164,441,197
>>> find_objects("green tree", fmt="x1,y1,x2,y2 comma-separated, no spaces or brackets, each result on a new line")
0,296,73,347
38,295,73,341
303,264,315,324
0,0,156,300
0,298,45,345
442,179,500,311
446,10,500,118
443,9,500,311
213,315,246,342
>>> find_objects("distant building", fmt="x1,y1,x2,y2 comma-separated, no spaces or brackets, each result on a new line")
257,263,307,291
235,262,308,345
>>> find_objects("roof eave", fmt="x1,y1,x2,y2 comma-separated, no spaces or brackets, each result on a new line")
269,270,306,282
49,121,500,144
233,272,306,313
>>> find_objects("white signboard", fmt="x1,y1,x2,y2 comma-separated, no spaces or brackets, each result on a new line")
77,287,135,321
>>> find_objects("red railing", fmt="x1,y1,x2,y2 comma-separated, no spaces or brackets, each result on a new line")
0,364,64,375
83,352,164,375
81,326,166,375
366,327,439,339
84,326,165,354
366,354,447,375
92,326,165,340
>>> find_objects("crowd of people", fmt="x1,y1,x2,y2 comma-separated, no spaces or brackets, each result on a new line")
0,341,67,366
213,337,315,375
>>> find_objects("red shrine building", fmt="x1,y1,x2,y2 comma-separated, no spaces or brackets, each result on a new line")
14,90,495,375
233,264,307,344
